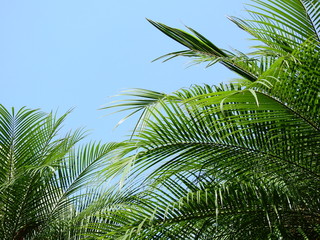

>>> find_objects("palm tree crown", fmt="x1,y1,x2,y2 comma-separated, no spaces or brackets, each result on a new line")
0,106,121,239
94,0,320,239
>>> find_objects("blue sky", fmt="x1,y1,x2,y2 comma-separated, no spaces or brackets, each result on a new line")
0,0,250,142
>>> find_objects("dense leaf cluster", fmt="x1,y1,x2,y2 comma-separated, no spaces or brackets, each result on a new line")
95,0,320,239
0,0,319,239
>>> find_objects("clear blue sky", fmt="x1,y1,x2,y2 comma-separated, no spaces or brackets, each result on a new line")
0,0,250,142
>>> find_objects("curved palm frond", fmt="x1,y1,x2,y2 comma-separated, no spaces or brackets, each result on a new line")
81,171,319,239
229,0,320,55
147,19,261,82
94,0,320,238
98,80,319,238
101,88,167,137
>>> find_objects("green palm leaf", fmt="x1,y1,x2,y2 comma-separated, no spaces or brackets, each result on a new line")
96,0,320,238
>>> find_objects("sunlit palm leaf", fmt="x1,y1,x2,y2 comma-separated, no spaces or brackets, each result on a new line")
95,0,320,238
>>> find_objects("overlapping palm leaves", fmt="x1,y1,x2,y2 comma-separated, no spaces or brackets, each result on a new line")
92,0,320,239
0,106,122,239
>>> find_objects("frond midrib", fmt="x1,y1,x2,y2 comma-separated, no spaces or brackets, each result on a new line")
137,140,320,180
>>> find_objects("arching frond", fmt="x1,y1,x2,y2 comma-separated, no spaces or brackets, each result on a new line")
230,0,320,54
97,0,320,238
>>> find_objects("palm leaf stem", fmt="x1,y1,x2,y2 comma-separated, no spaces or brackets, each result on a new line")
138,141,320,180
298,0,320,43
258,91,320,131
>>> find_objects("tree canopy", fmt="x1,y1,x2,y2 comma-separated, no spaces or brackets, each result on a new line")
0,0,319,239
93,0,320,239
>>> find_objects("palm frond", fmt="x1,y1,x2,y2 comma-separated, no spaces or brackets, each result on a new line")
101,88,167,137
230,0,320,55
147,19,260,82
97,0,320,238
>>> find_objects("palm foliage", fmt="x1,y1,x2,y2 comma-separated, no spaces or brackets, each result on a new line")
94,0,320,239
0,105,121,239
